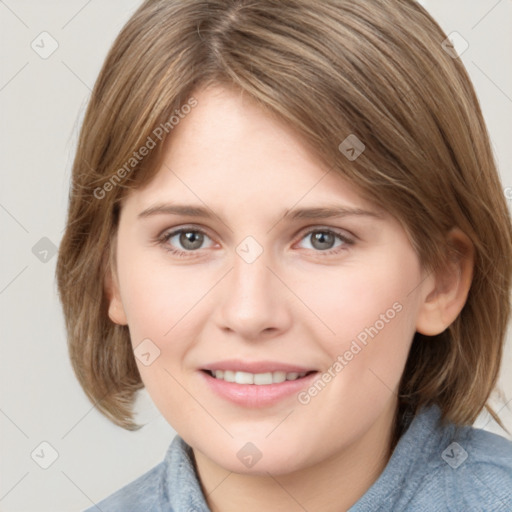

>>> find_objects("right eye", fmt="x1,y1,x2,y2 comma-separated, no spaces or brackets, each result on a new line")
158,227,216,257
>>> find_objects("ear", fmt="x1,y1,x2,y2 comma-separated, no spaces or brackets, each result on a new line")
416,228,474,336
104,260,128,326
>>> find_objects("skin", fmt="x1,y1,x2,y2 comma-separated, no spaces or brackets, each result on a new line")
106,85,474,512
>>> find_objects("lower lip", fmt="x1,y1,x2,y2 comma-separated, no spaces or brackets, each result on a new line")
200,371,318,408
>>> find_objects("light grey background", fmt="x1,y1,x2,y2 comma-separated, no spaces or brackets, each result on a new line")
1,1,511,511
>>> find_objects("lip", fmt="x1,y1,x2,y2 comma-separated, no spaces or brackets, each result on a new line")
201,359,316,374
199,360,318,408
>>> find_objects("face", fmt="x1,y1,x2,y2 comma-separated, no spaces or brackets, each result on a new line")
108,85,430,475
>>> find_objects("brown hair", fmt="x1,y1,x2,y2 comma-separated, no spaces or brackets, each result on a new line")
56,0,512,437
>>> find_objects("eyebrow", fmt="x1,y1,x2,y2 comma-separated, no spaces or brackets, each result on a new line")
137,203,383,222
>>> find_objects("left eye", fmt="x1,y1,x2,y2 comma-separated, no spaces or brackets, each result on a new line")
297,230,352,252
161,229,214,252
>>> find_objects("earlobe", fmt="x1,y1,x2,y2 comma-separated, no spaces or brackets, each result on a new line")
415,228,474,336
105,267,128,326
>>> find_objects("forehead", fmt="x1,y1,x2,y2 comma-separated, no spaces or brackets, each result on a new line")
124,85,381,219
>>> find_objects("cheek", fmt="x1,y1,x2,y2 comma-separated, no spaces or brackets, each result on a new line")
297,254,420,386
289,263,419,446
117,249,211,344
116,254,218,409
117,257,213,421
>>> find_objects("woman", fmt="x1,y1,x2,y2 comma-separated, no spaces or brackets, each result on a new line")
56,1,512,510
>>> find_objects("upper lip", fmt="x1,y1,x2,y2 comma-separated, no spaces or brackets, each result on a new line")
201,360,317,374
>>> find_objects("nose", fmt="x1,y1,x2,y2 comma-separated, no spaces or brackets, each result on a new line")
215,247,292,341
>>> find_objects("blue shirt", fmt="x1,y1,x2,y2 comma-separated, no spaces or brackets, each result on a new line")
84,405,512,511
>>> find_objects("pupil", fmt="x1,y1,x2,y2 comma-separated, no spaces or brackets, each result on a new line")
181,231,203,250
312,232,334,250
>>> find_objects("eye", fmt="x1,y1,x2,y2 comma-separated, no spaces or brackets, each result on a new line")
157,226,354,258
158,227,215,256
297,228,354,254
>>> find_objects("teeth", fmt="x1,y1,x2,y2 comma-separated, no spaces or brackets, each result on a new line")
235,371,254,384
223,370,236,382
209,370,309,385
271,371,286,383
253,372,271,385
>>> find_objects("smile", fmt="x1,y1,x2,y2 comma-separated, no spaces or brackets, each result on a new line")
204,369,315,385
200,364,320,407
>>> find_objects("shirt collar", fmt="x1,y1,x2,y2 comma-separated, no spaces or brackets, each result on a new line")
348,404,449,511
164,435,211,511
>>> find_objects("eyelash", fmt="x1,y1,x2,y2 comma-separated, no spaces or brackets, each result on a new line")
156,226,355,259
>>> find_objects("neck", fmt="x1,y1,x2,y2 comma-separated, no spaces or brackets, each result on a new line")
193,400,398,512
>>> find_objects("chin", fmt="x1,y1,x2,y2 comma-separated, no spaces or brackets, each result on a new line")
197,437,313,476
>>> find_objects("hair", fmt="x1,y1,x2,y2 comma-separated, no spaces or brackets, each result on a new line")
56,0,512,442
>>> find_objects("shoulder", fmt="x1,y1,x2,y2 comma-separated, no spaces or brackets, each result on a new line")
406,417,512,511
439,425,512,511
82,460,166,512
81,435,206,512
353,406,512,512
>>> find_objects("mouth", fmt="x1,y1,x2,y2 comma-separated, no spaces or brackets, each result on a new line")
201,369,318,385
199,362,320,407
